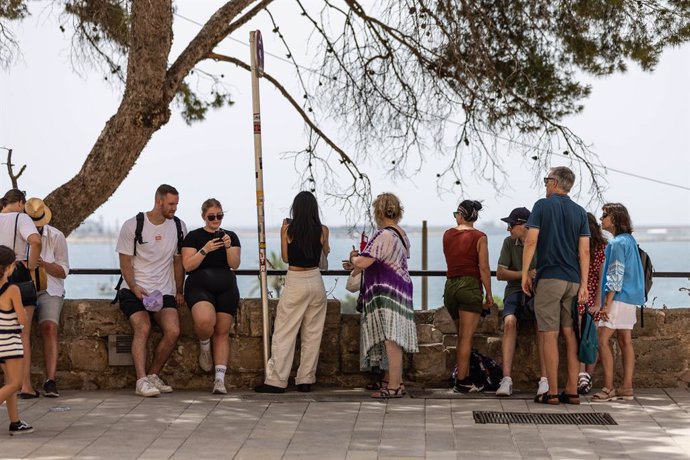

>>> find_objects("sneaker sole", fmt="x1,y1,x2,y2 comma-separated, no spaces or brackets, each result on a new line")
135,392,160,397
9,428,34,436
44,393,59,398
212,389,227,395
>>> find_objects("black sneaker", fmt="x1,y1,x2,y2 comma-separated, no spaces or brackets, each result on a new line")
254,384,286,394
43,379,59,398
453,377,484,393
9,420,34,436
296,384,312,393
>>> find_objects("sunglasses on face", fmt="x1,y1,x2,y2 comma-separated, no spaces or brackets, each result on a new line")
206,213,224,221
453,211,459,218
543,177,556,185
601,212,609,219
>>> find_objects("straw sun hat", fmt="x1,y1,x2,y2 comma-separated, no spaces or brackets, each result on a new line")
24,197,52,227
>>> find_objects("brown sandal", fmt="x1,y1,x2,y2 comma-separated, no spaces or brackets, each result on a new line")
558,392,581,405
592,387,616,402
534,393,559,405
617,388,634,400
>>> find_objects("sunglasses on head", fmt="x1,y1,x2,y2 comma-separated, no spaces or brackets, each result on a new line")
207,213,224,221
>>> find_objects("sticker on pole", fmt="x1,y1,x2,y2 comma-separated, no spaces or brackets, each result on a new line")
255,30,264,76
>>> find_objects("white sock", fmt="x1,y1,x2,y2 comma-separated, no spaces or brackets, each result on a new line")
215,365,227,382
200,339,211,351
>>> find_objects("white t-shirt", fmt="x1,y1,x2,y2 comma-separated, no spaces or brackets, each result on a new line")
0,212,39,260
39,225,70,297
116,213,188,296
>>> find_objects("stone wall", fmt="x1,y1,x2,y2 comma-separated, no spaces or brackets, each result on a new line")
13,300,690,390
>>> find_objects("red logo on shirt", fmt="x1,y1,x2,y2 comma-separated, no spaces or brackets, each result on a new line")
155,235,162,241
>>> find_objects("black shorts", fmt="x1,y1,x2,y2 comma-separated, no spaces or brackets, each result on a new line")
184,268,239,316
117,288,177,318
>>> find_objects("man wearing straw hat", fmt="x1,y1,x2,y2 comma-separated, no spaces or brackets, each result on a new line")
25,198,69,398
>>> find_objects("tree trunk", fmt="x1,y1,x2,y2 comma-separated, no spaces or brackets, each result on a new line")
45,0,174,235
45,0,260,235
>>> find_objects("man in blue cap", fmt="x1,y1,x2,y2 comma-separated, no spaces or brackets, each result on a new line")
495,207,547,397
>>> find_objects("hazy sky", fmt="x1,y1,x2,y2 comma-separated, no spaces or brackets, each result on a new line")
1,2,689,231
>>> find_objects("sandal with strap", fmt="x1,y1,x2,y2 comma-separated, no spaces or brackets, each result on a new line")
617,388,634,401
371,387,404,399
534,393,560,405
592,387,617,402
558,392,581,405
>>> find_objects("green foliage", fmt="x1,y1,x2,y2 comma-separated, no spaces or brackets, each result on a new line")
175,80,235,125
64,0,130,49
0,0,27,20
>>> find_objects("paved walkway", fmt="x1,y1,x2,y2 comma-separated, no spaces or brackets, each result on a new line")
0,387,689,459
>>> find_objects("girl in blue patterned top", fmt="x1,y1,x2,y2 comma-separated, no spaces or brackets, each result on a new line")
592,203,645,402
0,245,34,434
349,193,418,398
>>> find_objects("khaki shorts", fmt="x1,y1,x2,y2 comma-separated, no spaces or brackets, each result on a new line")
443,276,483,319
534,278,579,332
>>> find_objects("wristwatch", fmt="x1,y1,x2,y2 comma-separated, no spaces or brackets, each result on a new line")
199,248,207,256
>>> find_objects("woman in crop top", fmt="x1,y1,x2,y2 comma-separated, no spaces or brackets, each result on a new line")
255,191,329,394
443,199,493,393
182,198,241,395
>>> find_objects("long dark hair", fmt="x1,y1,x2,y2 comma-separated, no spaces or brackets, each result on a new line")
287,191,322,260
0,245,16,275
602,202,633,235
587,212,607,255
1,189,26,210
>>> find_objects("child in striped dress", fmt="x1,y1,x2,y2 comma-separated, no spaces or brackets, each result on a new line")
0,245,34,435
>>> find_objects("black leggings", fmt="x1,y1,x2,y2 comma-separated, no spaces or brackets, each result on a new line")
184,268,240,316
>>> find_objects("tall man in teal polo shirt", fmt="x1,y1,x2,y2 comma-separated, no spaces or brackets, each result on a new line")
521,166,590,405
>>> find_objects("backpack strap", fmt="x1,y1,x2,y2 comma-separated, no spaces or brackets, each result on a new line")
133,212,145,256
173,216,183,255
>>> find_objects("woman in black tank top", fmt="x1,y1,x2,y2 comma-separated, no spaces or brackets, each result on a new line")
255,191,329,393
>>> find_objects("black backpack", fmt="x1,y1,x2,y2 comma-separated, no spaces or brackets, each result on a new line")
111,212,184,303
638,245,654,327
469,350,503,391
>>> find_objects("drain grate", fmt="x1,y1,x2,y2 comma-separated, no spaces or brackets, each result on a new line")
473,411,617,425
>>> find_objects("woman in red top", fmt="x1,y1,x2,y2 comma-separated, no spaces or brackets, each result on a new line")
577,212,607,394
443,200,494,392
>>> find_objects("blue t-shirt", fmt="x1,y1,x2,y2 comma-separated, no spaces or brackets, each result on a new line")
601,233,645,306
527,194,590,283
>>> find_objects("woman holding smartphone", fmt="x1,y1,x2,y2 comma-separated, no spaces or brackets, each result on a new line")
181,198,241,394
255,191,329,394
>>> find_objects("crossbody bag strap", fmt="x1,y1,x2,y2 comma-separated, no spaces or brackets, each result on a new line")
384,226,407,249
12,212,19,254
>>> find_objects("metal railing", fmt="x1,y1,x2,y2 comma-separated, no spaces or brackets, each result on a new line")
69,268,689,310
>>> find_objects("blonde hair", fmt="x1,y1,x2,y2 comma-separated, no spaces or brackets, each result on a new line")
372,193,403,225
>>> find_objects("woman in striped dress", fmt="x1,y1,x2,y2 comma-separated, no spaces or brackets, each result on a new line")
349,193,418,398
0,245,34,435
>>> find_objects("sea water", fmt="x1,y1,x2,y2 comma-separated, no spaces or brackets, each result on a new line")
65,232,690,308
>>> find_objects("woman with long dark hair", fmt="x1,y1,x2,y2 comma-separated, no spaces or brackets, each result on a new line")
576,212,607,394
592,203,645,402
182,198,241,394
0,189,41,398
443,199,494,393
255,191,329,393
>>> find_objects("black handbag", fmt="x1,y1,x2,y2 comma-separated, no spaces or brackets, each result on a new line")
10,213,38,306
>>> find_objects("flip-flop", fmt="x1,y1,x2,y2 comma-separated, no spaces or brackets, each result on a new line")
18,389,40,399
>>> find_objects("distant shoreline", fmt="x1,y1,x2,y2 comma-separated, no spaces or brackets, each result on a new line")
68,225,690,243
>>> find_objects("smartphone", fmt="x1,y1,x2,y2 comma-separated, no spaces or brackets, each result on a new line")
284,218,292,224
214,229,224,241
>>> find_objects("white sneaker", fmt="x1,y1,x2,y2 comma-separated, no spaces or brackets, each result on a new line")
212,378,227,395
537,377,549,396
135,377,160,397
198,346,213,372
147,374,173,393
496,377,513,396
